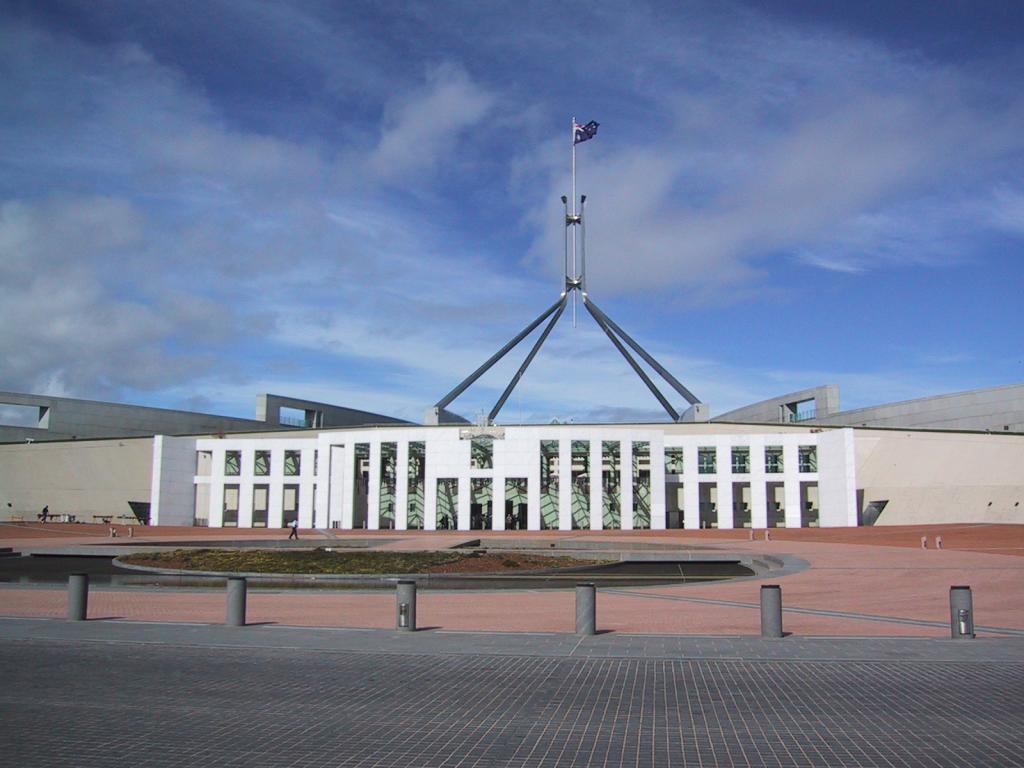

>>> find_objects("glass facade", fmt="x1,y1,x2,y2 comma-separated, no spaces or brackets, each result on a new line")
799,446,817,473
407,442,425,529
470,436,493,469
765,447,784,473
664,447,684,474
632,441,650,529
698,448,716,474
539,440,559,529
379,442,397,529
731,447,750,474
571,440,589,529
254,450,270,476
436,478,458,530
602,441,621,529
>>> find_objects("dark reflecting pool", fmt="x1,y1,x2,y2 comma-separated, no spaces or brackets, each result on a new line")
0,555,753,590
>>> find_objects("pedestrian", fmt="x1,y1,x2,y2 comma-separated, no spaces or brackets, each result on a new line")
39,505,49,523
288,519,299,540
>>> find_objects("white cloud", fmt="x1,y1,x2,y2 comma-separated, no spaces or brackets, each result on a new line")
367,64,495,180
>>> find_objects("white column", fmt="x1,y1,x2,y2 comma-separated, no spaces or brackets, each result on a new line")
528,454,541,531
395,441,409,530
269,480,284,529
208,479,224,527
589,440,603,530
717,480,734,529
492,474,505,531
340,444,355,529
683,473,700,530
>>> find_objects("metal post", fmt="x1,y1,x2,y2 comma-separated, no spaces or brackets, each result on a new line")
575,583,596,636
950,586,974,639
226,576,247,627
570,116,577,327
760,584,783,638
396,580,417,631
67,573,89,621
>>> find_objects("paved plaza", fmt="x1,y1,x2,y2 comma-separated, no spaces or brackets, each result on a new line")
1,619,1022,768
1,523,1023,766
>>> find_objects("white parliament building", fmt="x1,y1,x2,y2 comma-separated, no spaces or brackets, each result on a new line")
151,422,855,532
3,383,1023,530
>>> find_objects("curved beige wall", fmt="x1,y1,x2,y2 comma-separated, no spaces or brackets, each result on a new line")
0,438,152,522
856,430,1024,525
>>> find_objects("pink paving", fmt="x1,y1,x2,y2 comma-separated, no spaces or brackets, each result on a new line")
1,523,1022,636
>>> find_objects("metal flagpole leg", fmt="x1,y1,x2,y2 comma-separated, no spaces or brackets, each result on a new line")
488,296,568,422
583,300,680,421
585,297,701,406
434,296,566,412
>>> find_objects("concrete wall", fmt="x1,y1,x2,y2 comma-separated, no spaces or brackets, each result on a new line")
0,437,153,522
855,430,1024,525
714,385,840,424
150,436,198,526
813,382,1024,432
257,393,408,428
0,391,270,443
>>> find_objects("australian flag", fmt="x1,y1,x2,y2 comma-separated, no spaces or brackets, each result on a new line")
573,120,599,144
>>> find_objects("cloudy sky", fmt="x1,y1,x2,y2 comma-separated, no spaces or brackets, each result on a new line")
2,0,1023,425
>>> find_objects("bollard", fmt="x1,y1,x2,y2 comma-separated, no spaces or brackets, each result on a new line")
396,580,417,631
67,573,89,621
764,530,771,541
575,583,597,636
950,586,974,639
920,535,927,549
935,535,942,550
226,577,247,627
749,529,755,541
760,584,783,638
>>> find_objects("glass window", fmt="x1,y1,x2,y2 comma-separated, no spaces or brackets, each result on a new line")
282,484,299,525
224,450,240,476
799,446,817,473
698,447,716,474
252,484,269,527
664,447,684,474
284,450,301,476
470,436,493,469
222,485,239,527
540,440,559,530
571,441,589,530
436,478,458,530
632,442,651,529
254,450,270,476
731,447,750,474
407,442,426,530
765,447,784,474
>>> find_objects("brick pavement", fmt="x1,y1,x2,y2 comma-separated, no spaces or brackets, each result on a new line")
0,623,1021,768
1,524,1023,636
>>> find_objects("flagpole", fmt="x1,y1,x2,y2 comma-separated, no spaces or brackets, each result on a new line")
571,115,577,327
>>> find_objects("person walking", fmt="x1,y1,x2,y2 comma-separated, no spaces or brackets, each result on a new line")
288,519,299,540
39,505,49,523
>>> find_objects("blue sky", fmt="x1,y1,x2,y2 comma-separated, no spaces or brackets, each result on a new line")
2,0,1023,424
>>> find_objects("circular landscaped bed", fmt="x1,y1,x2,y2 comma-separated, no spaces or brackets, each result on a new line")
118,548,603,575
